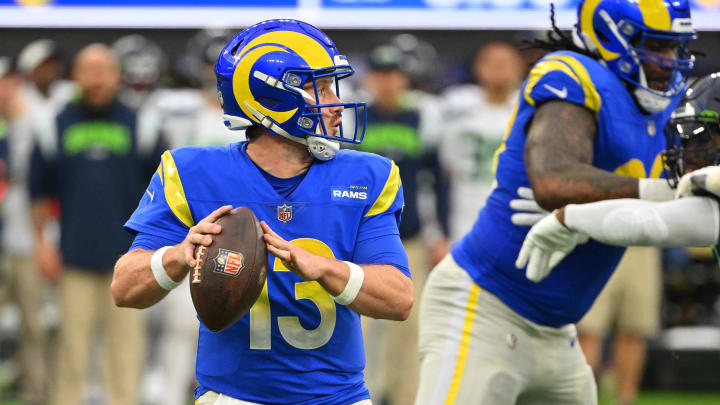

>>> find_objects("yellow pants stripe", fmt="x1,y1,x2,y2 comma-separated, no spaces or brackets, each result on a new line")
444,283,481,405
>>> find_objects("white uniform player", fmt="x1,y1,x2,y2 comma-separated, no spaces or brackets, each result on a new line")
439,84,518,240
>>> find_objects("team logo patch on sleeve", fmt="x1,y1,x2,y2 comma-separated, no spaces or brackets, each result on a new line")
277,203,293,223
213,248,245,276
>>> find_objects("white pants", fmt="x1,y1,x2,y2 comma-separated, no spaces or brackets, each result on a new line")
415,255,597,405
196,390,373,405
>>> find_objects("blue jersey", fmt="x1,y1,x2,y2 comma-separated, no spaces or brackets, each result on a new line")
124,142,406,404
452,51,676,328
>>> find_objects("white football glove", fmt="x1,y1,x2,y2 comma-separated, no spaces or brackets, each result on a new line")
515,212,589,283
676,165,720,199
510,187,551,226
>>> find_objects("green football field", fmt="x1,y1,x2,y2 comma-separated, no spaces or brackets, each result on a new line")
598,391,720,405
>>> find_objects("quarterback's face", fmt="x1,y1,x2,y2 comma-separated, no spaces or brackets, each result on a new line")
303,77,343,137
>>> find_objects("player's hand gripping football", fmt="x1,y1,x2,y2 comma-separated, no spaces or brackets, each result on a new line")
676,165,720,199
515,210,589,282
510,187,551,226
179,205,233,268
261,221,331,281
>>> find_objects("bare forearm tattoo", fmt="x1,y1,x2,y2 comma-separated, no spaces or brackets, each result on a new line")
525,101,639,210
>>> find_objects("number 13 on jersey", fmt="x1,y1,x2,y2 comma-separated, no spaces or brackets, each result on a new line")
249,238,338,350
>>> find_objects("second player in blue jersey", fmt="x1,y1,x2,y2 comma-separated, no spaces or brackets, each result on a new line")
415,0,697,403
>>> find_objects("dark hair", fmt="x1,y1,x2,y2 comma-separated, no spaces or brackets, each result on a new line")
523,4,595,58
245,125,263,142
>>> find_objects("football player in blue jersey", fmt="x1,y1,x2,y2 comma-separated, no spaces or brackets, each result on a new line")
111,19,413,405
517,72,720,280
414,0,697,404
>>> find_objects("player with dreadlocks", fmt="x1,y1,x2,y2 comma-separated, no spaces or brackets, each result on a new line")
517,72,720,284
414,0,697,403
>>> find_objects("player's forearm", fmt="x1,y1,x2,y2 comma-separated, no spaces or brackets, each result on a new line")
350,265,413,321
560,197,720,247
525,100,649,209
111,246,188,309
528,164,640,210
318,262,413,321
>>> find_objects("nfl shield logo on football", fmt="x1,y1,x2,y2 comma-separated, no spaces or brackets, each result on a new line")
277,203,292,223
213,248,245,277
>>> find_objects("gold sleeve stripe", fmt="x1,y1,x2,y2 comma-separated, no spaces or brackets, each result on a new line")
161,151,194,228
365,161,401,217
523,60,580,107
546,55,602,112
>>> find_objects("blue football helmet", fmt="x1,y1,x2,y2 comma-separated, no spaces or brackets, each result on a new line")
575,0,696,113
215,19,366,160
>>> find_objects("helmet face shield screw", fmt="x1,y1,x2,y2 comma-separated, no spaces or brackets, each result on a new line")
619,20,634,36
286,74,302,86
299,117,314,129
620,61,632,74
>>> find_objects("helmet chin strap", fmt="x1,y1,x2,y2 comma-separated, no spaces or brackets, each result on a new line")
241,101,340,160
306,136,340,161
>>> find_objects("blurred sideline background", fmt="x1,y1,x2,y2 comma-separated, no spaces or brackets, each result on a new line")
2,1,720,405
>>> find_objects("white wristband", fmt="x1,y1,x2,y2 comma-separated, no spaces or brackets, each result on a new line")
332,261,364,306
151,246,182,291
638,178,674,202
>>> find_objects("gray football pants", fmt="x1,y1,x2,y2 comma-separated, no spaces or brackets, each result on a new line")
414,255,597,405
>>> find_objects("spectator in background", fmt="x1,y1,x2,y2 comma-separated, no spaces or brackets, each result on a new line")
0,57,10,209
0,40,74,405
358,42,449,405
0,56,14,213
29,43,164,405
156,28,242,148
577,247,662,405
16,39,76,114
439,41,524,241
112,34,168,110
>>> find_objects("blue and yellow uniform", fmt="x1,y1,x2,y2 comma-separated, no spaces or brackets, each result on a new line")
452,50,677,327
124,141,407,404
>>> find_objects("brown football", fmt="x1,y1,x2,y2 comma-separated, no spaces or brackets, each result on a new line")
189,206,268,332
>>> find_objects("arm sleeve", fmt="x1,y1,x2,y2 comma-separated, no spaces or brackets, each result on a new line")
524,54,601,113
564,197,720,247
129,232,179,251
352,233,410,278
358,160,405,242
